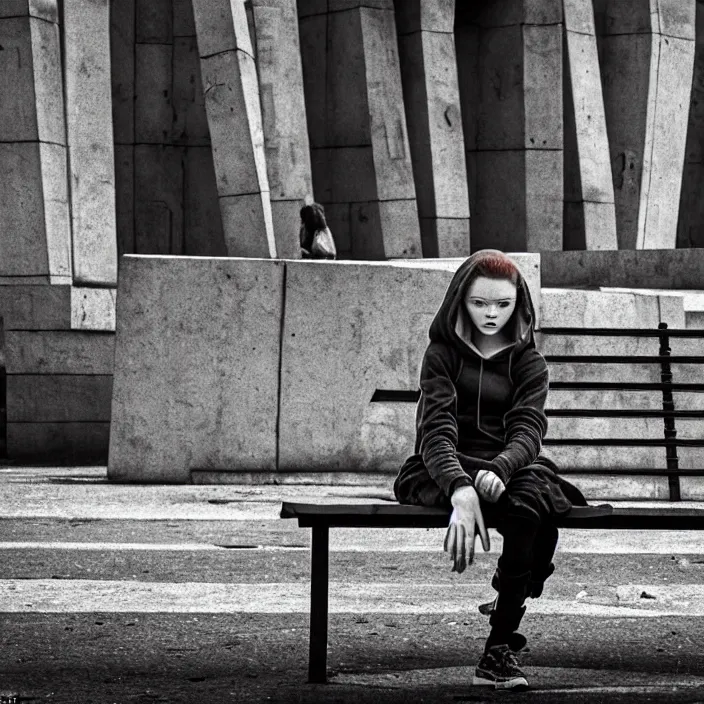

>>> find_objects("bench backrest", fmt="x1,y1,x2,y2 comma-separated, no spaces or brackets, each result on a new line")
372,325,704,502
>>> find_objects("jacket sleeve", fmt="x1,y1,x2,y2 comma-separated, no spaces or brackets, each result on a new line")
490,348,549,485
417,344,474,497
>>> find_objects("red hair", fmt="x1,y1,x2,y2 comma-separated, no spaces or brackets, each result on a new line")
474,253,519,284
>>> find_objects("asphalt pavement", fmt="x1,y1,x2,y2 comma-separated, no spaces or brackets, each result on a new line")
2,466,704,704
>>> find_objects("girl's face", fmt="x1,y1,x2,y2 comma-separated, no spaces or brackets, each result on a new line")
464,276,517,336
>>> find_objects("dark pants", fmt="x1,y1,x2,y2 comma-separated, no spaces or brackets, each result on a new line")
394,460,571,649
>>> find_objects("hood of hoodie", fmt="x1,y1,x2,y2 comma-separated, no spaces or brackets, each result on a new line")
428,249,536,358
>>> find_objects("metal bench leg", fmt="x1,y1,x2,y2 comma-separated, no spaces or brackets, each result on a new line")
308,524,329,683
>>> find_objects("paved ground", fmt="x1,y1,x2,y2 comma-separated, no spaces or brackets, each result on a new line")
2,467,704,703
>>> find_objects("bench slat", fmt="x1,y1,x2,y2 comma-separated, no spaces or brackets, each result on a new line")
280,502,704,530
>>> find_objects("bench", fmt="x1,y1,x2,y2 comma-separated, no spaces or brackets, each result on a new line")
280,324,704,683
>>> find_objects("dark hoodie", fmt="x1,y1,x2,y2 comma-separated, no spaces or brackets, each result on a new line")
394,250,586,518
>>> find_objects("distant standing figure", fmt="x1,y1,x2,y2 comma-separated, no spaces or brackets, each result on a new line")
300,203,337,260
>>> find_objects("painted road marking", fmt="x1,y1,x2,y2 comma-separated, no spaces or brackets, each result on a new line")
2,580,704,615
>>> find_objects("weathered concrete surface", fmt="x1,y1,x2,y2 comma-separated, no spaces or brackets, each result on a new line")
193,0,276,258
396,0,469,258
0,7,72,282
249,0,313,258
541,288,684,328
63,0,117,286
7,375,112,422
0,285,70,330
541,249,704,289
108,256,284,482
563,0,617,250
298,3,421,259
278,257,538,472
458,2,563,252
4,331,115,375
600,0,695,250
70,288,116,331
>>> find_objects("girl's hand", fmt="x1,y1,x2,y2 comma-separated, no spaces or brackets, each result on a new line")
474,469,506,504
444,485,490,573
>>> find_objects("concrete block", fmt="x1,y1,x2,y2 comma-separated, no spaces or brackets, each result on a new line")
361,7,417,201
454,21,479,153
219,193,276,258
604,0,695,40
108,256,284,482
547,416,664,440
271,200,304,260
134,43,173,144
191,0,252,57
183,147,227,256
637,35,694,249
475,0,562,28
114,145,135,256
524,24,562,150
678,448,704,471
7,374,113,421
110,0,135,144
279,261,454,470
70,288,117,332
525,149,563,251
542,444,667,471
172,37,210,145
173,0,197,36
7,422,110,463
325,10,371,147
296,0,327,19
394,0,454,35
547,362,660,384
0,15,65,143
199,50,268,195
0,0,58,22
540,289,668,328
252,1,313,204
546,389,662,411
419,218,471,260
564,22,617,248
398,30,469,221
563,0,596,34
0,142,71,279
558,473,669,500
134,145,185,255
377,199,422,259
537,332,660,356
0,285,70,330
4,331,115,374
67,142,118,286
541,249,704,289
297,14,328,149
135,0,172,44
475,26,524,151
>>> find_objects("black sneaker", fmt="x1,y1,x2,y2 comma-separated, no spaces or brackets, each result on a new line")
472,644,529,690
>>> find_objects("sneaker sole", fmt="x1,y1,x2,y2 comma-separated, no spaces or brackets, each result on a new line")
472,674,529,691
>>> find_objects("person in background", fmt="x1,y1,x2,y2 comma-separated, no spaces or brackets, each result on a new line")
300,202,337,260
394,249,587,690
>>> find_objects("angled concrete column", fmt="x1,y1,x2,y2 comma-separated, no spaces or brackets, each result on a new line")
298,0,421,259
0,1,71,284
63,0,118,286
249,0,313,259
192,0,276,258
678,2,704,248
457,0,563,253
600,0,695,249
396,0,470,258
563,0,617,250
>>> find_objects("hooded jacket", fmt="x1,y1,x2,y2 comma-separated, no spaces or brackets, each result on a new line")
395,250,585,515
